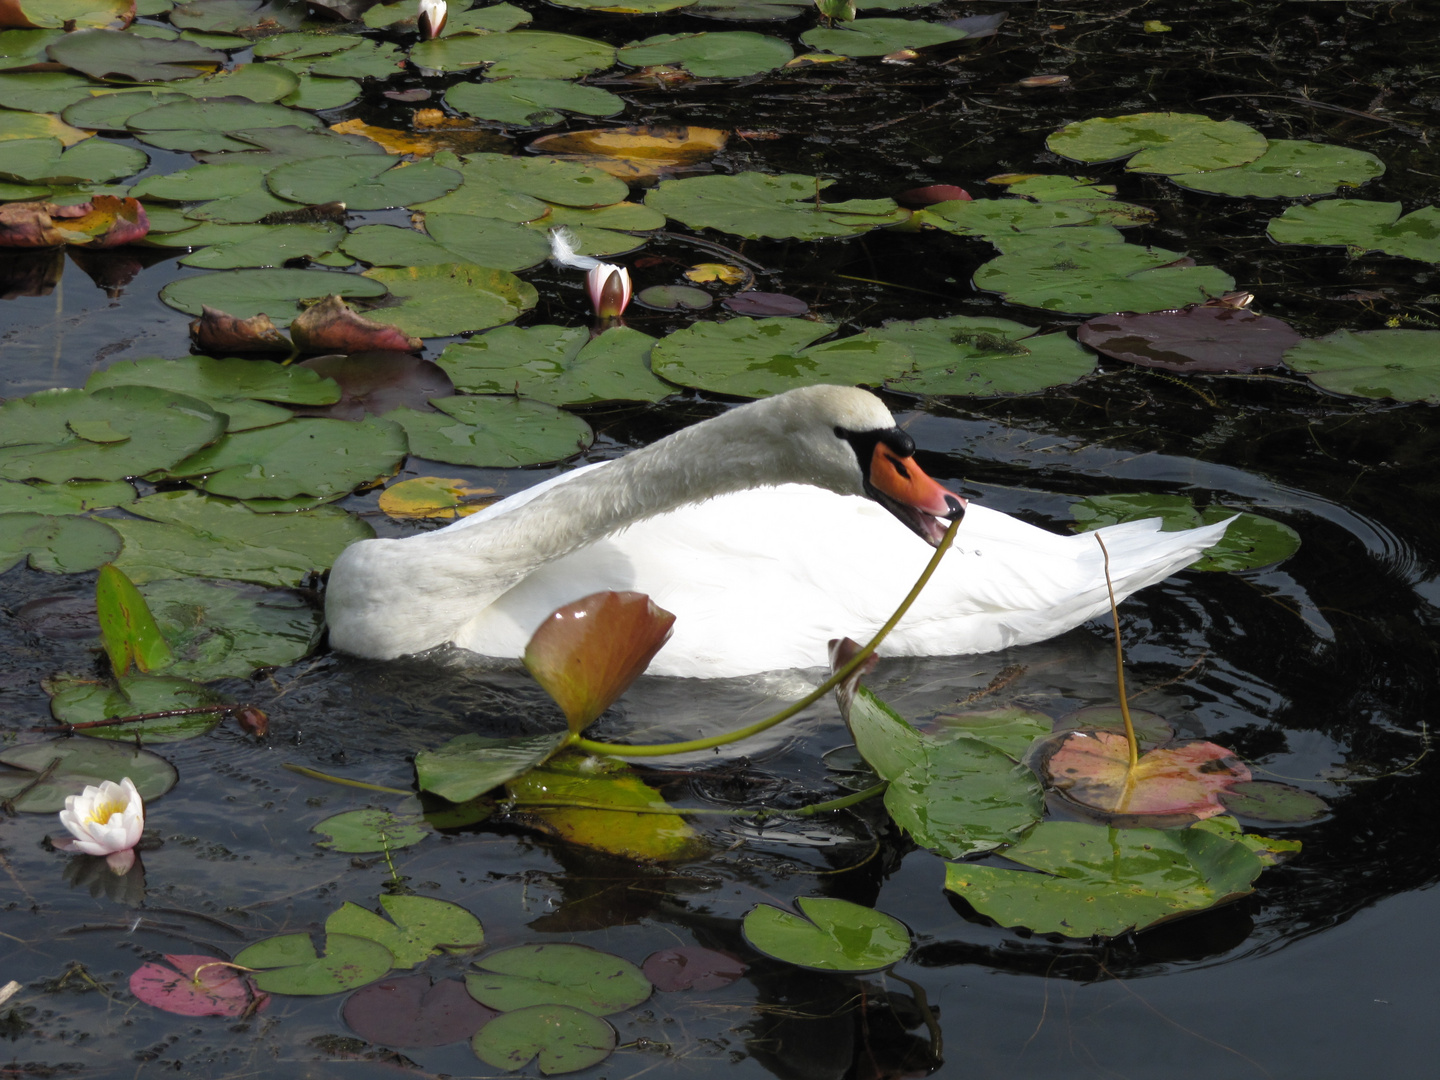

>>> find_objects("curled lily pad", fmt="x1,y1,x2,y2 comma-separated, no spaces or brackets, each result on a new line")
651,317,912,398
1282,328,1440,403
386,395,592,468
873,314,1094,396
1047,112,1268,175
0,513,121,573
290,295,423,354
1076,305,1301,374
466,944,650,1015
743,897,909,972
96,562,172,678
0,738,177,813
527,125,728,182
436,324,671,405
233,933,393,996
944,820,1264,938
359,263,539,337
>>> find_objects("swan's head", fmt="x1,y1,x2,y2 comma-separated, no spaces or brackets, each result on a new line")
759,385,967,546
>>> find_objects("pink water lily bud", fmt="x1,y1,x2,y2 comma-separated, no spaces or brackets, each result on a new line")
586,264,632,319
418,0,447,39
56,777,144,874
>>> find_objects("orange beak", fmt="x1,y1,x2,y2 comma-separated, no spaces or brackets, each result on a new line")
866,444,966,546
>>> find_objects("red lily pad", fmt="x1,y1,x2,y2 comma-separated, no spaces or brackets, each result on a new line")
722,291,808,317
295,351,453,419
343,975,495,1048
290,294,423,355
129,954,268,1018
642,947,747,991
896,184,972,207
1041,730,1251,822
188,306,292,354
523,591,675,732
1076,304,1301,374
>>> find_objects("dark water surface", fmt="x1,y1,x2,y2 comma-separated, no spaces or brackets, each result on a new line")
4,1,1440,1077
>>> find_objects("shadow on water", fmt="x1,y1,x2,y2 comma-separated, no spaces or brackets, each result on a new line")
4,0,1440,1077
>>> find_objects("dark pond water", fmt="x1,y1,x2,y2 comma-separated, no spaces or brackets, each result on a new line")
4,1,1440,1077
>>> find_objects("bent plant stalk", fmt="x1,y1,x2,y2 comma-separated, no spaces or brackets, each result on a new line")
570,517,963,759
1097,534,1141,804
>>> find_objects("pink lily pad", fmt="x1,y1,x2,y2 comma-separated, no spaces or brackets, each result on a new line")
1042,730,1251,821
1077,304,1301,374
523,591,675,732
896,184,972,207
130,954,268,1018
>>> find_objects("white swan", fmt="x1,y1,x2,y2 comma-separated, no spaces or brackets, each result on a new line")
326,385,1232,678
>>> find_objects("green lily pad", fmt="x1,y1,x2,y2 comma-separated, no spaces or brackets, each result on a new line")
0,72,103,114
0,137,148,184
139,577,323,680
96,562,173,678
557,0,693,10
367,0,530,31
159,268,388,324
415,731,569,803
1191,815,1303,865
0,479,134,515
313,808,429,853
472,1005,615,1076
131,162,268,203
647,172,908,240
0,386,226,484
1266,199,1440,262
165,63,301,103
683,0,810,16
801,17,966,57
266,154,462,212
1047,112,1269,176
972,228,1235,314
916,196,1095,238
286,40,403,80
177,223,346,270
415,152,629,213
196,124,384,169
253,32,365,60
47,674,226,742
387,395,592,468
619,31,793,77
1218,781,1328,824
445,78,624,127
0,738,178,813
339,223,467,267
110,490,372,587
128,97,321,144
743,897,910,972
635,284,712,311
466,944,650,1015
409,30,615,80
943,820,1265,938
1070,493,1300,571
47,28,226,82
168,0,306,34
360,263,538,337
1283,328,1440,403
437,325,672,405
991,173,1156,226
871,315,1095,396
280,73,361,111
183,187,302,222
406,216,554,271
165,416,407,502
0,29,66,72
931,706,1053,761
650,318,912,398
0,513,121,574
327,896,484,970
844,685,1042,857
0,110,90,144
233,933,393,996
1171,139,1385,198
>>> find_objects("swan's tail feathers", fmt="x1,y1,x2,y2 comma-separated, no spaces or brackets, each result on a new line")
1090,513,1236,588
549,226,602,271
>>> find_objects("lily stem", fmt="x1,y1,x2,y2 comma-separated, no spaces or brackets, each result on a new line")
1097,535,1140,772
571,518,961,759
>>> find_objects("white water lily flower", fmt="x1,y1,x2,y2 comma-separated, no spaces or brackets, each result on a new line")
57,777,144,873
586,264,632,319
418,0,447,39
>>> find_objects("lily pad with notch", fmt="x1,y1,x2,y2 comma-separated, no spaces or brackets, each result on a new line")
647,171,908,240
915,196,1095,238
168,0,308,34
344,976,495,1049
1267,199,1440,264
129,954,268,1019
233,933,393,996
386,394,592,468
635,284,712,311
359,262,538,337
445,78,624,127
0,737,177,813
0,137,148,185
1070,493,1300,571
472,1004,615,1076
1282,328,1440,403
743,896,909,972
313,808,430,854
326,896,484,970
1218,780,1328,823
1171,138,1384,198
414,151,629,214
466,943,650,1015
651,317,913,398
1077,304,1301,374
266,154,462,212
0,513,121,574
1047,112,1268,176
618,31,793,77
872,314,1095,396
988,173,1156,227
437,324,672,405
159,267,388,324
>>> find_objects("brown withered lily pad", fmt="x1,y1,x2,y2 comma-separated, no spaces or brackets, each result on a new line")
290,294,423,355
527,125,728,182
1077,304,1300,374
189,306,292,354
896,184,972,207
295,351,453,419
0,197,148,249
